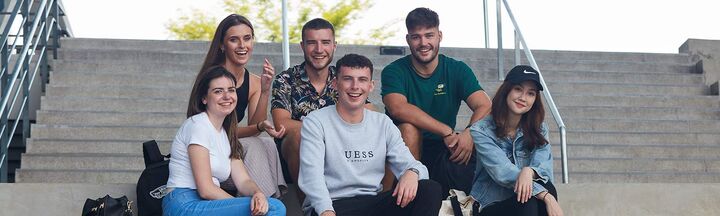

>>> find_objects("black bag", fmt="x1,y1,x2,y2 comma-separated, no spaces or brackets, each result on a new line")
136,140,171,216
82,194,133,216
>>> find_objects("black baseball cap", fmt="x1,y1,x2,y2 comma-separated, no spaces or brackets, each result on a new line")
505,65,544,91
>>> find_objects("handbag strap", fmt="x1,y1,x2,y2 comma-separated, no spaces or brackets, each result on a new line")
450,195,463,216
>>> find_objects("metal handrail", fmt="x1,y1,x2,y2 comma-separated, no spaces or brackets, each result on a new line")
495,0,569,183
0,0,67,182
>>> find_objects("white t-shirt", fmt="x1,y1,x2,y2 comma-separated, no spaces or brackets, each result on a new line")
167,112,232,189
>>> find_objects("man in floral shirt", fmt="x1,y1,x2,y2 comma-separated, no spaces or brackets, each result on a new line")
271,18,339,195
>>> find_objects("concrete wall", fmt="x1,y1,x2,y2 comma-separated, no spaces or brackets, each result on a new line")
2,183,720,216
679,39,720,92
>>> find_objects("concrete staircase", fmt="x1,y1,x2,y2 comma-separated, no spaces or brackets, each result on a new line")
14,38,720,184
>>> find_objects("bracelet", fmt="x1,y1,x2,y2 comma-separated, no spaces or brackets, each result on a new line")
541,192,549,201
407,168,420,176
256,122,264,132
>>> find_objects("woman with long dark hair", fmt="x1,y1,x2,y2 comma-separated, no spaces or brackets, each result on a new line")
164,66,285,215
193,14,287,198
469,65,563,216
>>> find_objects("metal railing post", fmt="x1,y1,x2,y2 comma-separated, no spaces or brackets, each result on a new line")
514,30,520,65
483,0,489,48
52,0,59,58
496,0,503,80
281,0,290,71
40,0,49,92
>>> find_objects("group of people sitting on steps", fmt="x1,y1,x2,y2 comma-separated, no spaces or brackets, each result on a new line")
162,7,564,216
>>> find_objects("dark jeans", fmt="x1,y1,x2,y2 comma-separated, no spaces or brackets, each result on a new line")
310,180,442,216
476,180,558,216
421,139,476,198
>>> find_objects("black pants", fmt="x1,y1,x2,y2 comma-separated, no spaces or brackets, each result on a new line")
310,180,442,216
421,139,476,198
477,180,558,216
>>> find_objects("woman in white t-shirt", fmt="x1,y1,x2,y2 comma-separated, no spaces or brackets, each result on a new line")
163,66,286,216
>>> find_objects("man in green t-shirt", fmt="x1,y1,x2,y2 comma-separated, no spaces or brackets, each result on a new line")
381,7,492,196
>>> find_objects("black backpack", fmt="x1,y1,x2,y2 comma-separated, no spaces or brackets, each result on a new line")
136,140,170,216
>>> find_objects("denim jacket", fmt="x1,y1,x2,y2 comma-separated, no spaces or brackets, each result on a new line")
469,115,553,208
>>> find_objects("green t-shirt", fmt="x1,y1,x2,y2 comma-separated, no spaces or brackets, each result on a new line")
381,54,483,140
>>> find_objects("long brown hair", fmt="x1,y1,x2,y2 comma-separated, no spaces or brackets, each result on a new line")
491,81,548,150
198,14,255,75
186,66,243,159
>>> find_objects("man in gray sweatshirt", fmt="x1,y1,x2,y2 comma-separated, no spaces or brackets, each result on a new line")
298,53,442,216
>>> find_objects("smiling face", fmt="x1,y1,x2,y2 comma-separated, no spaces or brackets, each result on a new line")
301,28,336,72
203,76,237,118
506,81,538,117
406,26,442,65
222,24,254,67
333,66,373,112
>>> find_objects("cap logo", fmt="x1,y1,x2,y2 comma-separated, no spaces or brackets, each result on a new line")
523,70,536,75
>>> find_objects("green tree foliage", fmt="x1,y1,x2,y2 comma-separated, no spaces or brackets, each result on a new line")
166,0,396,45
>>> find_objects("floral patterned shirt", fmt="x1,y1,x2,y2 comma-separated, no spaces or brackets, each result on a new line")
271,62,338,121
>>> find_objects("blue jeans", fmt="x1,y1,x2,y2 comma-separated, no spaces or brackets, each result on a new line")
162,188,286,216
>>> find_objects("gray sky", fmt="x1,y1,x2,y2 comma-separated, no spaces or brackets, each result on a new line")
62,0,720,53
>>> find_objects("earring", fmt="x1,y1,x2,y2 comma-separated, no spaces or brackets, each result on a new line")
220,48,224,53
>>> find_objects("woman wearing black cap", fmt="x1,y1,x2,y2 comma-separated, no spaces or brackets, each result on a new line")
467,65,563,216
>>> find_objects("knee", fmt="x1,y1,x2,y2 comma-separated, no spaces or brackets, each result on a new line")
267,198,287,215
417,179,442,200
398,123,422,148
398,123,420,135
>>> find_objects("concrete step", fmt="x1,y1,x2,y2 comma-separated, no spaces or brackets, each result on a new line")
556,106,720,121
47,79,708,101
26,139,172,154
20,153,143,170
556,131,720,145
31,125,177,140
51,65,704,91
529,70,703,85
41,97,185,112
545,119,720,133
533,82,708,96
0,183,138,216
57,48,694,74
4,183,720,216
45,85,191,99
49,71,196,87
559,172,720,183
553,144,720,159
14,169,141,183
36,110,185,127
456,95,720,114
61,38,692,64
51,59,200,74
552,94,719,108
46,94,720,115
559,158,720,173
447,81,708,97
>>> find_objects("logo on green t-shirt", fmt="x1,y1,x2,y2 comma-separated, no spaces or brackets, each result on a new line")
434,83,447,96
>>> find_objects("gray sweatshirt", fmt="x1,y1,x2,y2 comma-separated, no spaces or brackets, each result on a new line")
298,106,429,215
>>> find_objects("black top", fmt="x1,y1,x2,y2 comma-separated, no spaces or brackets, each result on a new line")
236,69,250,121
